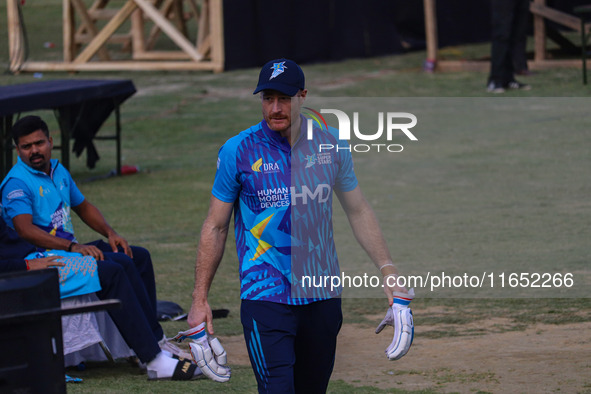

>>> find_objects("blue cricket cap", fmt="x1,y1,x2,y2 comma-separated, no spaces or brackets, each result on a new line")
253,58,305,97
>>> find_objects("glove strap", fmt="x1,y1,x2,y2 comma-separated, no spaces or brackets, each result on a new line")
175,322,207,342
392,288,415,307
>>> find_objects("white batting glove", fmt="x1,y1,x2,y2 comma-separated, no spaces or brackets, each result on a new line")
174,323,231,382
375,288,415,360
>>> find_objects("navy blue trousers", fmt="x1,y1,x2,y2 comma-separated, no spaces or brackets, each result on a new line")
241,298,342,394
88,240,163,363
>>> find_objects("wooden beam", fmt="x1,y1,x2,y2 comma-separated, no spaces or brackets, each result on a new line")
187,0,201,26
8,0,225,73
134,0,203,61
7,0,25,73
131,9,146,56
133,51,191,60
171,0,188,37
529,59,584,69
18,60,222,72
63,0,76,62
74,0,138,64
209,0,224,72
530,2,581,31
197,0,208,48
145,0,176,50
197,33,211,57
75,0,109,40
532,0,547,61
70,0,111,60
423,0,438,62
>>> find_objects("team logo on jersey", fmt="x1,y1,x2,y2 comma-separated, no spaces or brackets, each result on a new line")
39,185,51,197
252,158,280,174
304,153,332,168
269,62,287,80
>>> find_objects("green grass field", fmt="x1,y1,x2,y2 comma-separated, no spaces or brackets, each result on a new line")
1,1,590,392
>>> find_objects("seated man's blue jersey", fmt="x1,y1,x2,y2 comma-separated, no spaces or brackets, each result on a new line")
213,116,357,305
1,157,85,245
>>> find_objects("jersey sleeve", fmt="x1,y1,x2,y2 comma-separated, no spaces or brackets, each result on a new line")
1,178,34,220
334,135,358,192
68,173,85,207
211,142,241,203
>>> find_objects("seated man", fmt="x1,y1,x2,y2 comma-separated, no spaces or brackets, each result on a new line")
1,115,189,353
1,115,159,325
0,216,201,380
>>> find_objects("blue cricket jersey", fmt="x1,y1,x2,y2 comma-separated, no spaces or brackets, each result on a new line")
212,116,358,305
1,157,85,244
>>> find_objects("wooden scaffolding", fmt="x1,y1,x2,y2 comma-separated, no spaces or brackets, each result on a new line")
7,0,224,73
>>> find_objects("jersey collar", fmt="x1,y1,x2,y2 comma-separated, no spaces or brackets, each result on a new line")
16,156,60,178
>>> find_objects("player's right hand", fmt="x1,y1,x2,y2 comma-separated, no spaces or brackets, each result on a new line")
188,299,214,335
382,273,408,306
71,243,104,261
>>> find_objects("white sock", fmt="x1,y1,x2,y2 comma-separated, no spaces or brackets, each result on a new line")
146,351,177,378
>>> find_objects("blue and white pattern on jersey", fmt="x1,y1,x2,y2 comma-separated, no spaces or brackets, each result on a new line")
212,115,357,305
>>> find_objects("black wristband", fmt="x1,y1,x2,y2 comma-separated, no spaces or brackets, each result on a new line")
67,241,77,252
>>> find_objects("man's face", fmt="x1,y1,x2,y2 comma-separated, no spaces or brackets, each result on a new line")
261,89,307,134
15,129,53,173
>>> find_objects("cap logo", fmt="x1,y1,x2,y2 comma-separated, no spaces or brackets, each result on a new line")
269,61,287,80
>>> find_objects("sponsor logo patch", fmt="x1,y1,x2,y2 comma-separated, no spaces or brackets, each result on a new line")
7,189,25,199
252,158,280,174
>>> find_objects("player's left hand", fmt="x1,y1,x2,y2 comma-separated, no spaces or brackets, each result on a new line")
174,323,231,382
376,288,415,360
27,256,64,270
107,232,133,258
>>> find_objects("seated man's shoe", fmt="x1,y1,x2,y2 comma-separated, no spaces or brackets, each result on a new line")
146,352,203,381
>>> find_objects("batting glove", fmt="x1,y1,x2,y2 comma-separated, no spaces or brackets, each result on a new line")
376,288,415,360
174,323,231,382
